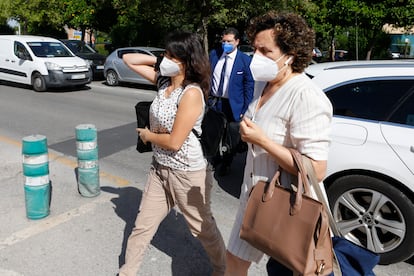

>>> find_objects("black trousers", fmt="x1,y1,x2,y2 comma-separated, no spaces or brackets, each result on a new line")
217,98,234,165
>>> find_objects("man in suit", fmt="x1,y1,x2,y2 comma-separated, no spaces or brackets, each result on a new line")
209,27,254,176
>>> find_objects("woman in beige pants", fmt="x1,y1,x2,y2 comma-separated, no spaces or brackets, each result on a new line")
119,30,226,276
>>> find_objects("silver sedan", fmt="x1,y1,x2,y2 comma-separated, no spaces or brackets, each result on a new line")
104,46,164,86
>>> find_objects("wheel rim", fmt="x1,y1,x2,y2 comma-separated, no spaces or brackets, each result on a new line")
333,188,406,254
33,77,42,89
106,71,117,85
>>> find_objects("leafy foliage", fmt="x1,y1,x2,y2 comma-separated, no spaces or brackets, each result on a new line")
0,0,413,59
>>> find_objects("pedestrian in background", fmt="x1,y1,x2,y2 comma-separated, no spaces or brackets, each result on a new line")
224,12,333,275
209,27,254,176
120,30,226,276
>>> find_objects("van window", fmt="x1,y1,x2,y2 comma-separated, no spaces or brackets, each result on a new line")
28,42,73,58
14,42,32,61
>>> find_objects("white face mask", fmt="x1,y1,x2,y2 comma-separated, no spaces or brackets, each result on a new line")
249,54,292,81
159,56,181,77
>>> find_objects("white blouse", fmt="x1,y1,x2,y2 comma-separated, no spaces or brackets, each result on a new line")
227,73,333,263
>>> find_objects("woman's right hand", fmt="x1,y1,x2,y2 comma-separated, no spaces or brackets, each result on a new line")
240,116,266,146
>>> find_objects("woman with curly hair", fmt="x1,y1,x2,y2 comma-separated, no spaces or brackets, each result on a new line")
224,12,333,275
120,30,226,276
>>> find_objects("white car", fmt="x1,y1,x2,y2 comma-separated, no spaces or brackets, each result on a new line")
0,35,92,92
306,60,414,264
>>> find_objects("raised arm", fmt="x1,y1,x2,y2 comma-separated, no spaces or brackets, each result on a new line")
122,53,158,84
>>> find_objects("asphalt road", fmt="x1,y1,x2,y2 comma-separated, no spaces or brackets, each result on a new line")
0,81,413,276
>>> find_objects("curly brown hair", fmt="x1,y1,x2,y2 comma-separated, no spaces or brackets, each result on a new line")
246,11,315,73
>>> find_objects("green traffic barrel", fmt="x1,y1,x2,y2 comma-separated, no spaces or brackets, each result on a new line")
22,135,50,219
75,124,100,197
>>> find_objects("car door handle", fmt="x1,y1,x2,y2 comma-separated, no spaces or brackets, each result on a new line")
5,59,10,62
411,146,414,153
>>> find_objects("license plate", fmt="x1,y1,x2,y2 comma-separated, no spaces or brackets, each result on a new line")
96,65,104,70
72,74,85,80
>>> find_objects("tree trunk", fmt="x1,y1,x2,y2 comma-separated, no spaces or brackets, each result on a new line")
81,26,86,42
365,48,372,60
201,16,209,55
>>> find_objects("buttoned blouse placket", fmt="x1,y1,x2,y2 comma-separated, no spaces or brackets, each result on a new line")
249,91,264,186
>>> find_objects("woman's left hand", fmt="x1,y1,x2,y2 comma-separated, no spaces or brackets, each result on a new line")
240,117,266,146
137,127,150,144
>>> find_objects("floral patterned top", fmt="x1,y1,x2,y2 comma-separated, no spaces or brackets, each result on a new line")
150,80,206,171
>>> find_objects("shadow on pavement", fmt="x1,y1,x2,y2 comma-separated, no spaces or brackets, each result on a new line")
101,186,212,275
49,122,137,159
407,255,414,265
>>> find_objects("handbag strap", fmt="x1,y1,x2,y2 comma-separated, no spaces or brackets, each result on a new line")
289,149,333,273
289,149,312,196
301,155,341,237
301,155,344,275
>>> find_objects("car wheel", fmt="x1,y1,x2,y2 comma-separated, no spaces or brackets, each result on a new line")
327,175,414,264
32,73,47,92
106,70,119,86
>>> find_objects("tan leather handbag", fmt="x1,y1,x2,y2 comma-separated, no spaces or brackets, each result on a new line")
240,149,333,275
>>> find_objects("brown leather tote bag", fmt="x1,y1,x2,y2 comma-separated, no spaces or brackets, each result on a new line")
240,149,333,276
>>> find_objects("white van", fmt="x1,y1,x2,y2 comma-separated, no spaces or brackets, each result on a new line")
0,35,92,92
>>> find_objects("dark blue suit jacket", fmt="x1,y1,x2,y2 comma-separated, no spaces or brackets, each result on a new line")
209,48,254,122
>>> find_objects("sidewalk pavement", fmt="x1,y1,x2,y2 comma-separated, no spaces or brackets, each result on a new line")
0,135,126,276
0,136,268,276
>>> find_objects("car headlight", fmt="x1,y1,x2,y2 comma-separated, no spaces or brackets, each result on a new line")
45,62,62,71
84,60,91,69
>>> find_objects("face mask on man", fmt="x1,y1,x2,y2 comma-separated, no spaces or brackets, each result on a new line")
249,54,292,81
159,56,181,77
222,42,234,54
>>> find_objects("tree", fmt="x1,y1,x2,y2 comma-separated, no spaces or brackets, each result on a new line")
111,0,289,52
312,0,414,60
2,0,414,60
62,0,101,42
0,0,64,35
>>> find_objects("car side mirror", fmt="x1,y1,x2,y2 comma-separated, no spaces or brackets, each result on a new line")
16,51,25,59
16,51,31,61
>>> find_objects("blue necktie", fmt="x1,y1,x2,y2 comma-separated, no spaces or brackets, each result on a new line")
217,55,228,97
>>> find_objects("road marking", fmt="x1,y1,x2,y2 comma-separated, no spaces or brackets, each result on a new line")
0,192,111,250
0,134,130,251
0,135,130,250
0,268,23,276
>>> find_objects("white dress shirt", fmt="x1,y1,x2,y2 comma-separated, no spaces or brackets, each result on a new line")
212,49,237,98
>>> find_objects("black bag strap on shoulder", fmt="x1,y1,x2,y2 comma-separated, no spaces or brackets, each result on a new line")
191,128,201,138
191,96,219,137
156,75,170,89
172,84,200,138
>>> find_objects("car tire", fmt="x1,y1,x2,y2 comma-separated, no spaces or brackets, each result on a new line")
327,175,414,264
106,70,119,86
32,72,47,92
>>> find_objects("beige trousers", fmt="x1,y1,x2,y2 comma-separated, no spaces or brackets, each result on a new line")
119,162,226,276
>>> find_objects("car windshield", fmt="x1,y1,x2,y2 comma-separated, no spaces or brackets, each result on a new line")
64,41,96,54
28,42,73,58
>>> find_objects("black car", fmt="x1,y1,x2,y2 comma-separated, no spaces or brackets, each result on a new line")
61,39,106,79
